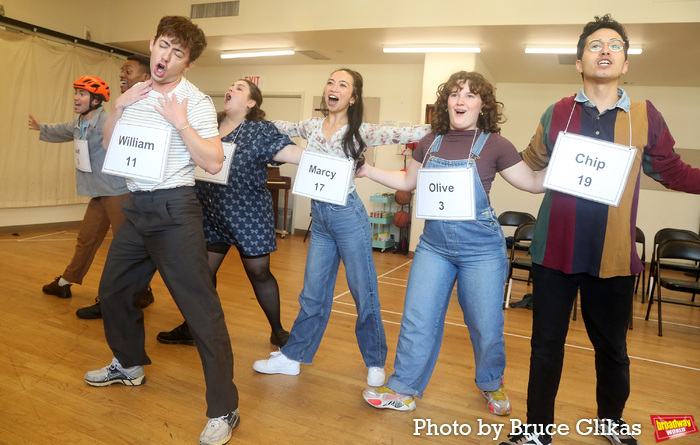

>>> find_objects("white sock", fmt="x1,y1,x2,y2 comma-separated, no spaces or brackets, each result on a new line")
58,277,71,286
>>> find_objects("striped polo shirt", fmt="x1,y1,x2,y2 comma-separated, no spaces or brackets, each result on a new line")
120,77,219,192
522,88,700,278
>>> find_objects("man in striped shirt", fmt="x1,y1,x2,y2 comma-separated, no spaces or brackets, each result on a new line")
84,16,239,445
500,14,700,445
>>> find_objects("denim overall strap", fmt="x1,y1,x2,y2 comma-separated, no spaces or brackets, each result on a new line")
420,134,444,166
469,132,490,159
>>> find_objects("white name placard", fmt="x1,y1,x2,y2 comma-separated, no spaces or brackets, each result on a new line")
544,132,636,207
102,121,171,182
415,167,476,220
292,150,354,206
74,139,92,172
194,142,236,185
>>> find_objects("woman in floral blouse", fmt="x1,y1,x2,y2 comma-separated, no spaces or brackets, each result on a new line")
253,68,429,388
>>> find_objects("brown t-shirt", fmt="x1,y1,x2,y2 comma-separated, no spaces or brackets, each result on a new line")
412,130,522,197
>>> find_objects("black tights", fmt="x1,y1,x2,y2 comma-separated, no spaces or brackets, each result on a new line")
207,249,284,332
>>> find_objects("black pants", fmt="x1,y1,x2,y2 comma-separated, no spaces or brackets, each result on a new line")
99,186,238,417
526,264,634,427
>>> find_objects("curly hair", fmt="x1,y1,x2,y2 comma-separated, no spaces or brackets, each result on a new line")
154,16,207,62
431,71,505,135
577,14,630,60
318,68,367,166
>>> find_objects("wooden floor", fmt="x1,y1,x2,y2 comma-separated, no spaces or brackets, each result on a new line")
0,229,698,444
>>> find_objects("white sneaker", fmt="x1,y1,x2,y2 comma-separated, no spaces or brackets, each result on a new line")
85,357,145,387
253,351,300,375
199,409,239,445
367,366,386,387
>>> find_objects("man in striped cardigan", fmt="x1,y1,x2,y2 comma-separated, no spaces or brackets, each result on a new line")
500,14,700,445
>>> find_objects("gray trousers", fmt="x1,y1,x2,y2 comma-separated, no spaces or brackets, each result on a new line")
99,186,238,417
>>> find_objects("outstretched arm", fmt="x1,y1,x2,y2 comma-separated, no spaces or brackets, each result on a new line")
355,159,421,191
272,144,305,165
499,160,546,193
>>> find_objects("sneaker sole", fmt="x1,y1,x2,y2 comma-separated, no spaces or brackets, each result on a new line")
252,363,300,375
85,375,146,387
362,391,416,411
364,397,416,411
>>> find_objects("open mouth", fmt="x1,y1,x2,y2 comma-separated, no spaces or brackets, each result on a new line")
225,93,232,102
454,109,467,115
154,63,166,77
327,94,339,106
598,60,612,66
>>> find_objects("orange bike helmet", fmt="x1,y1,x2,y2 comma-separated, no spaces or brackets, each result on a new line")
73,76,110,102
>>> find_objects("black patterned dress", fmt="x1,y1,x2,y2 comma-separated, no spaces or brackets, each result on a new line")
195,119,294,256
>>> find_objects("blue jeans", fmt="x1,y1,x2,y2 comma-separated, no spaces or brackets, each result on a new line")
387,212,508,397
281,191,387,367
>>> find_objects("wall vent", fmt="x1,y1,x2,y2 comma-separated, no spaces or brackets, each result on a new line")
297,50,331,60
190,1,239,19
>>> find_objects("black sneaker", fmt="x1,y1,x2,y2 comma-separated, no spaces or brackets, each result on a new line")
597,418,641,444
270,328,290,347
43,276,72,298
76,297,102,319
157,322,196,346
499,432,552,445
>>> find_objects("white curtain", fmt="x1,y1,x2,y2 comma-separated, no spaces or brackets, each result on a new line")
0,29,124,208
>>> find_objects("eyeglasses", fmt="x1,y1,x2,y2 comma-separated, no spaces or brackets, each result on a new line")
587,38,625,52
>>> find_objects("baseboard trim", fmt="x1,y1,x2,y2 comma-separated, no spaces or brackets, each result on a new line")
0,221,82,235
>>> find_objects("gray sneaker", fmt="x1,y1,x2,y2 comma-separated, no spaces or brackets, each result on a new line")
85,358,145,387
199,409,240,445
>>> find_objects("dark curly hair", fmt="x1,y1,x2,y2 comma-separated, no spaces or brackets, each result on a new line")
577,14,630,60
154,16,207,62
431,71,505,135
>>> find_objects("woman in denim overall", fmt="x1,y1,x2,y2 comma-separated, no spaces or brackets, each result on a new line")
359,71,545,414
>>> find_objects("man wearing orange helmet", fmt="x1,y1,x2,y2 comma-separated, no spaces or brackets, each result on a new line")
28,76,154,310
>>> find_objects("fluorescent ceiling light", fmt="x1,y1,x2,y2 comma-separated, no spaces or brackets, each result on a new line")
525,44,642,55
221,48,294,59
383,44,481,54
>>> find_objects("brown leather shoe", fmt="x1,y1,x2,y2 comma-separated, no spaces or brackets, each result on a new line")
43,276,72,298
